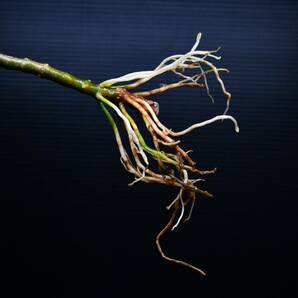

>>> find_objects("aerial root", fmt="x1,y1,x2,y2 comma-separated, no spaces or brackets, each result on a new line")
97,33,239,275
156,201,206,276
169,115,240,137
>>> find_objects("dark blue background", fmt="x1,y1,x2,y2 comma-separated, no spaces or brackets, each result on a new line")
0,0,297,297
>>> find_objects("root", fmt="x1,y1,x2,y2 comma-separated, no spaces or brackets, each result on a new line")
156,202,206,276
97,33,239,276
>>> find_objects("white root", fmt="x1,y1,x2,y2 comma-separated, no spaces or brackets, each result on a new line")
169,115,239,137
171,170,188,230
171,191,184,231
166,191,182,211
101,33,231,115
96,92,149,166
184,198,195,223
128,168,146,186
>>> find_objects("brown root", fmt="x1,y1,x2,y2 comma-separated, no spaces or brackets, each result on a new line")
97,35,238,275
156,201,206,276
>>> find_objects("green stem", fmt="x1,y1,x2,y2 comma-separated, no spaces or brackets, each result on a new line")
97,102,118,131
0,53,115,99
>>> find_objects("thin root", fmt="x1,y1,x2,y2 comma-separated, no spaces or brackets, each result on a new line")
156,202,206,276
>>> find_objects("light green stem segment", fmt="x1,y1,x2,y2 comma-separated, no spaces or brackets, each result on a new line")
97,101,118,131
0,53,116,99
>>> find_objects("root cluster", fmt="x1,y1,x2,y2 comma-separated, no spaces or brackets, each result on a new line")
97,33,239,275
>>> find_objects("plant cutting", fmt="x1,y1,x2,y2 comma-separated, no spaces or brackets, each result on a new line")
0,33,239,276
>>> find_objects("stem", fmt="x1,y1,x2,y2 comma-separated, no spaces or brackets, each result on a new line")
97,102,117,130
0,53,115,99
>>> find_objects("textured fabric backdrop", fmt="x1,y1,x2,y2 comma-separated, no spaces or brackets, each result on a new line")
0,0,297,297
